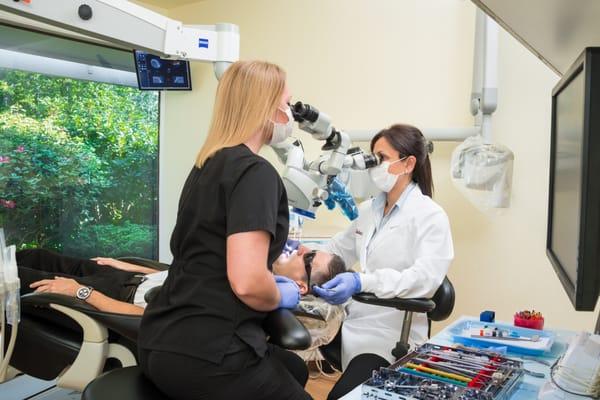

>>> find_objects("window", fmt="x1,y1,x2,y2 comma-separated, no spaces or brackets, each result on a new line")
0,24,159,259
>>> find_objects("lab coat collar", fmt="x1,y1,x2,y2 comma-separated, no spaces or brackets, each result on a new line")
371,192,387,215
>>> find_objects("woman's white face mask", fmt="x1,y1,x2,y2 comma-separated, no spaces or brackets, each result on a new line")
269,107,294,145
368,156,408,192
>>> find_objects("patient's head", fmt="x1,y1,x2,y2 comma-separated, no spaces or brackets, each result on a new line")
273,250,345,295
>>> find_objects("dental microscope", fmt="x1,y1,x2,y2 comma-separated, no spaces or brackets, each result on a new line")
271,101,379,219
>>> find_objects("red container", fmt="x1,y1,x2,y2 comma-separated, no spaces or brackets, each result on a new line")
514,314,544,330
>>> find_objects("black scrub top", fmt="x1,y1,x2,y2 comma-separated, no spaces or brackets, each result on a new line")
138,144,289,363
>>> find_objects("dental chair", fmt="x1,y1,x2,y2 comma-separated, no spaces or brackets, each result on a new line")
4,257,167,390
5,257,311,394
319,277,455,371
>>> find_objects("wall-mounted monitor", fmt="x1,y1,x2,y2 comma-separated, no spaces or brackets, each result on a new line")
547,47,600,311
133,50,191,91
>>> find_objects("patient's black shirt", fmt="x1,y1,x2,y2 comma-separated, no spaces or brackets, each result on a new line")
138,144,288,363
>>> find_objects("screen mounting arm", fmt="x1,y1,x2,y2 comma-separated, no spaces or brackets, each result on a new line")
0,0,240,79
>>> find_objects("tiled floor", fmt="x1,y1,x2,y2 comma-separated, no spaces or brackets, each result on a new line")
2,365,340,400
0,375,79,400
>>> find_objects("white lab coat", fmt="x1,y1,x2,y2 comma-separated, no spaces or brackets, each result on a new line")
321,183,454,369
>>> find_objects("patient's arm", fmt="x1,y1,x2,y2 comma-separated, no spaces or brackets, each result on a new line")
91,257,158,274
29,277,145,315
85,291,144,315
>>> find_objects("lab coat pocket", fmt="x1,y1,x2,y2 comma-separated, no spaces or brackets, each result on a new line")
369,224,413,258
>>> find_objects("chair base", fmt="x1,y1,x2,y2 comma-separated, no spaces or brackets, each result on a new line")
391,342,410,360
319,345,343,372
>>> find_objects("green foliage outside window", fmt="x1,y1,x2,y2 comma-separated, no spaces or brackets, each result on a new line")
0,69,159,258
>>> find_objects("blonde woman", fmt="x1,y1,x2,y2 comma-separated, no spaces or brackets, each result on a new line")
138,61,311,400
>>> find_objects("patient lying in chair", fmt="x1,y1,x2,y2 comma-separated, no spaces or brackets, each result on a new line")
17,248,345,315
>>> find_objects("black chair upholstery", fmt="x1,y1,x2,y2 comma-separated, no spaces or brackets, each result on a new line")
321,277,455,370
117,258,170,271
350,293,436,314
264,309,312,350
144,286,161,304
427,277,455,322
5,313,81,380
82,366,168,400
20,292,143,341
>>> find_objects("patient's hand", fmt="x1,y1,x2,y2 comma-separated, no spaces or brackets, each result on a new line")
30,277,79,297
92,257,140,272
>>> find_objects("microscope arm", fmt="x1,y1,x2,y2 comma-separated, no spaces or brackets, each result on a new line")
276,101,379,216
310,131,353,176
270,140,308,170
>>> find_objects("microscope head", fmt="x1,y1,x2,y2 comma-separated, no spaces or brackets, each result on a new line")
291,101,334,141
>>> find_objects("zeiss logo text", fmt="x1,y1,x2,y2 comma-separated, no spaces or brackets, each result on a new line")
198,38,209,49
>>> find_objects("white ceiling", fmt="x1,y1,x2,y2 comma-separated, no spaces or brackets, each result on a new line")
136,0,203,10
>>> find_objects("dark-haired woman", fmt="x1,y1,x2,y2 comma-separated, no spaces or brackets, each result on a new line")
309,124,454,399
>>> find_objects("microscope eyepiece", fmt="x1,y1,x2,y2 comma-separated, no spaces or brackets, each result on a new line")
346,148,380,169
363,153,380,169
292,101,320,123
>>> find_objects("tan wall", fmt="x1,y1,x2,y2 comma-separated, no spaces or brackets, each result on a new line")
159,0,475,251
158,0,599,332
453,26,599,332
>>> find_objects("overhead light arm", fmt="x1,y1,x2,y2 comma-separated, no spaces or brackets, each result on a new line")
471,8,499,144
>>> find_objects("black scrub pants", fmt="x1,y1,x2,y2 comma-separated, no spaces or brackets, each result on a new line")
139,342,312,400
322,329,391,400
16,249,139,301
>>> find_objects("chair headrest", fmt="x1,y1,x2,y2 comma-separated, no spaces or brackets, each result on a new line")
427,277,455,322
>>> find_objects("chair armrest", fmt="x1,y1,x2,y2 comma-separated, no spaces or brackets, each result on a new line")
352,292,436,314
117,257,169,271
21,293,142,342
22,292,98,313
263,309,311,350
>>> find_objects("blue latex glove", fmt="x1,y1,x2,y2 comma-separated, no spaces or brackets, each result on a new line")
324,177,359,221
281,239,300,257
275,275,300,309
312,272,361,305
323,195,336,210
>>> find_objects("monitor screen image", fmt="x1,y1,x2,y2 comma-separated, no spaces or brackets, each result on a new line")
134,50,191,90
547,47,600,312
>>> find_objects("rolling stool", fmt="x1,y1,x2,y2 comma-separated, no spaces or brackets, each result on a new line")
82,366,167,400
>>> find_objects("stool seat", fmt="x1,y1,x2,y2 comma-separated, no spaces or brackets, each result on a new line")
82,366,168,400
